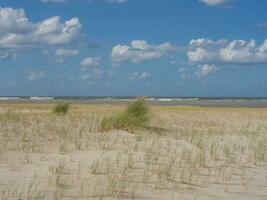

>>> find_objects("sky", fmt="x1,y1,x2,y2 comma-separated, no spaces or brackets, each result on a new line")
0,0,267,97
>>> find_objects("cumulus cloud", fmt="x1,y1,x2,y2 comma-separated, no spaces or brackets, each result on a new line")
24,69,46,81
199,0,232,6
196,64,218,78
80,57,101,67
111,40,178,65
187,38,267,65
0,7,81,55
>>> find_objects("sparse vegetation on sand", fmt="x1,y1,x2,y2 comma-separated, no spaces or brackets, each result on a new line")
53,102,70,115
0,103,267,200
101,98,150,131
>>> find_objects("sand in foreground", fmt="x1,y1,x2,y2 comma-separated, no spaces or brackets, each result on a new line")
0,103,267,200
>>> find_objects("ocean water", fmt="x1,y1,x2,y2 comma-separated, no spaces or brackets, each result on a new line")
0,96,267,102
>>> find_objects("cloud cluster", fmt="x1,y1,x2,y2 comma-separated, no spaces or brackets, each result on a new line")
0,7,81,55
81,57,101,67
199,0,232,6
196,64,218,78
111,40,178,65
187,38,267,65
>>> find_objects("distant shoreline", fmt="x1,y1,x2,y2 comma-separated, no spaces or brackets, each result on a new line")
1,99,267,108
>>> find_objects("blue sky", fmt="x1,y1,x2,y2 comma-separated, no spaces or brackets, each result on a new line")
0,0,267,97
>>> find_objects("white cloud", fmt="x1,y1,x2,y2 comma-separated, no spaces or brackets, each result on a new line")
196,64,218,78
80,57,101,67
24,69,46,81
129,72,151,80
0,8,34,36
55,48,79,57
187,38,267,65
0,7,81,54
199,0,232,6
55,48,79,63
111,40,178,65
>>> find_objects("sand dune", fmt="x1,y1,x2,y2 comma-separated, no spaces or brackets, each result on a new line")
0,103,266,199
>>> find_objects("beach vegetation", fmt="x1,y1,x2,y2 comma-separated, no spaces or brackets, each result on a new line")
53,103,70,115
101,97,150,131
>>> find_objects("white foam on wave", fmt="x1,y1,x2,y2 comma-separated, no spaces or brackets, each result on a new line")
0,97,20,101
30,97,56,101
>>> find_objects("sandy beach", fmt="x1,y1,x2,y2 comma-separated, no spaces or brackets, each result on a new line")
1,99,267,107
0,102,266,200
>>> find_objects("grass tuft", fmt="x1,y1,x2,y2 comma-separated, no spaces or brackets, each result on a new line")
53,103,70,115
101,97,150,132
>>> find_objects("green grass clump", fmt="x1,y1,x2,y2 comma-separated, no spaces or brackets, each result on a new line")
53,103,70,115
101,98,150,131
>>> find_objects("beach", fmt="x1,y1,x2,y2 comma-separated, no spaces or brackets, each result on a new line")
0,102,266,199
1,98,267,107
1,0,267,199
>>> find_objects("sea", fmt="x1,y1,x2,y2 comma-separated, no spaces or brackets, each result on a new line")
0,96,267,102
1,96,267,107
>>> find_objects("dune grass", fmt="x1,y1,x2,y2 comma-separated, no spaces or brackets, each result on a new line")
101,98,150,131
53,103,70,115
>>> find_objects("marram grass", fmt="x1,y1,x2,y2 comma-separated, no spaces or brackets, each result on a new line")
53,103,70,115
101,98,150,131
